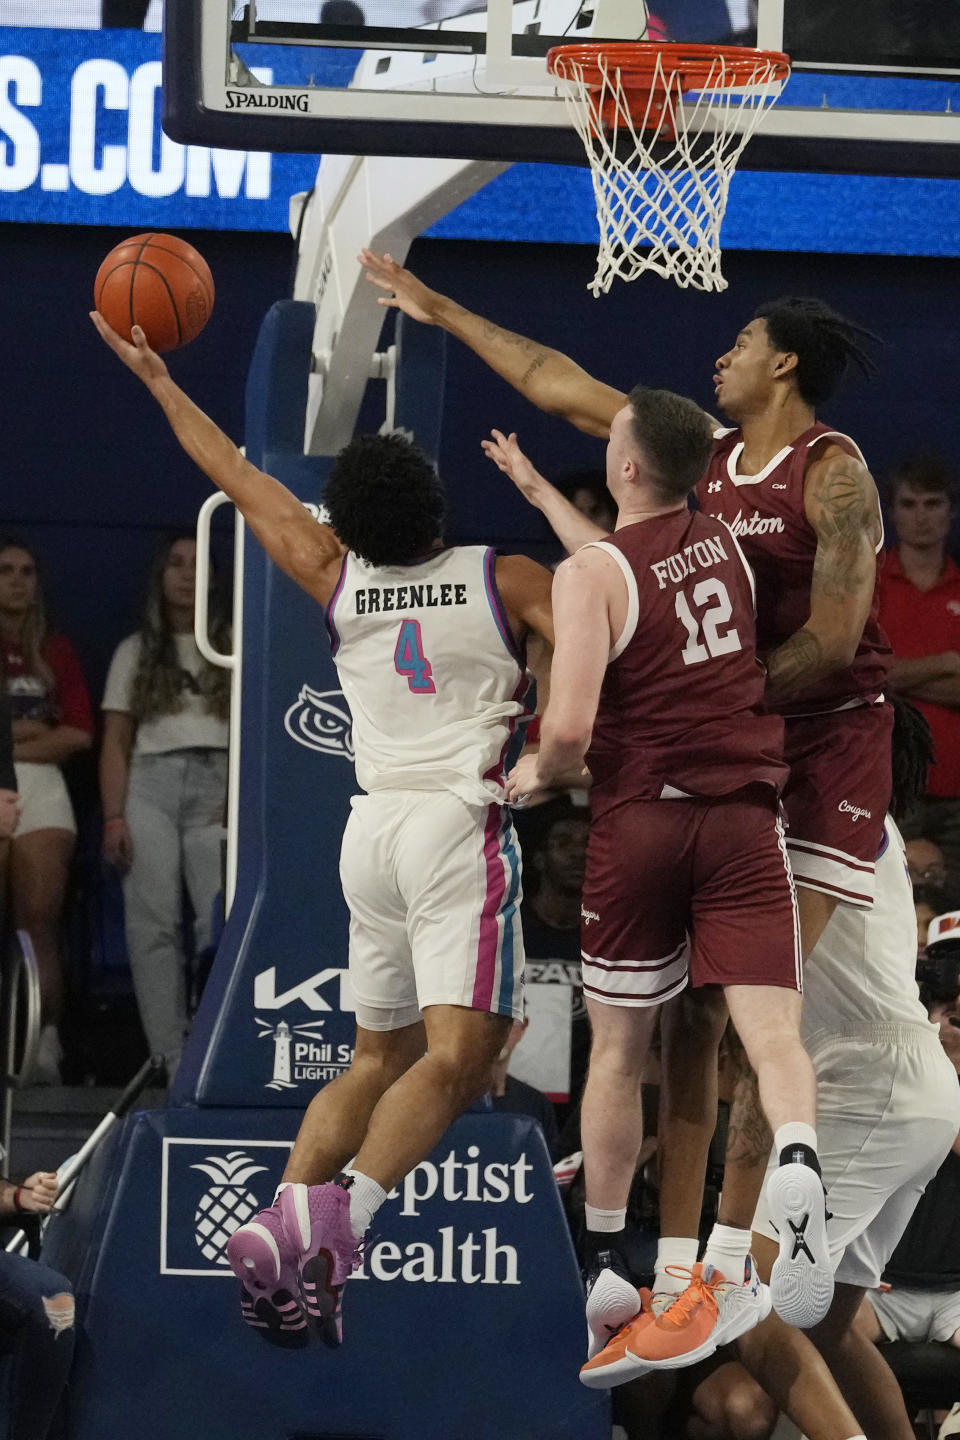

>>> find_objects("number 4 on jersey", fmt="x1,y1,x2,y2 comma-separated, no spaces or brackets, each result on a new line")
394,619,436,694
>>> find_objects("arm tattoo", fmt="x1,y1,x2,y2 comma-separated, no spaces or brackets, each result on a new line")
520,352,549,386
765,459,876,698
764,626,824,697
479,319,551,387
725,1060,772,1171
808,464,874,600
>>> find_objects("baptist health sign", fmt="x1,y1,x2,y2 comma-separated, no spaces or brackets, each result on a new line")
0,27,319,229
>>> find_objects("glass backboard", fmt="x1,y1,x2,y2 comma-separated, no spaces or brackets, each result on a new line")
162,0,960,176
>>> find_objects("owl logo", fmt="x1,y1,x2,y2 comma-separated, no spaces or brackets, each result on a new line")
284,686,354,760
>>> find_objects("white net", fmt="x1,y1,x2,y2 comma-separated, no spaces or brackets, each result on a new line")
552,48,789,295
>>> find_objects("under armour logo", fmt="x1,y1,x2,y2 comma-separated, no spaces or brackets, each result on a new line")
707,479,723,493
789,1215,815,1263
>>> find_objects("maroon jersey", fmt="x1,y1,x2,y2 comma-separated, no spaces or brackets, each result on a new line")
585,509,787,822
696,421,891,717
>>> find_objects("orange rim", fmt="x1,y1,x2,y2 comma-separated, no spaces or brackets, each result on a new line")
547,41,791,94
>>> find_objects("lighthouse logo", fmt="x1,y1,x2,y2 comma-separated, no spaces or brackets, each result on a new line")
256,1017,354,1091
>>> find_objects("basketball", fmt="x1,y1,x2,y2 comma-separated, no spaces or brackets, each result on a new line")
93,233,215,353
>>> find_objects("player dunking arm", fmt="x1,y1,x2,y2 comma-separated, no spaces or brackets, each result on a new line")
363,248,891,1354
490,388,831,1387
90,312,555,1348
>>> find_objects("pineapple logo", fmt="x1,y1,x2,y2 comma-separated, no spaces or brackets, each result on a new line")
191,1151,269,1266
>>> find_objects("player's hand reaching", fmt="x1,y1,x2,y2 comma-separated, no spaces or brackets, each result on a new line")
505,751,545,807
481,430,553,511
89,312,170,387
359,249,443,325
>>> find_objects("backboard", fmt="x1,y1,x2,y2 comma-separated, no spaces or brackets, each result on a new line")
163,0,960,176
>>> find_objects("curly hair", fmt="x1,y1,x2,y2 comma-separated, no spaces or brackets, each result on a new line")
752,297,878,407
323,433,446,566
129,533,231,723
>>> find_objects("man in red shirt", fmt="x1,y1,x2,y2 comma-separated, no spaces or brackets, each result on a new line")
878,454,960,876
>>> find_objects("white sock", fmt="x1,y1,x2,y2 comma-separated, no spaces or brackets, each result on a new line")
654,1236,699,1295
341,1168,387,1240
702,1223,751,1282
774,1122,818,1159
584,1204,627,1233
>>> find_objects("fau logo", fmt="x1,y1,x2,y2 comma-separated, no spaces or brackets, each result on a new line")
284,686,354,760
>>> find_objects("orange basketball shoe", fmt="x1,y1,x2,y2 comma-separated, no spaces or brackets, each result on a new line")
585,1249,643,1358
626,1258,770,1370
579,1290,656,1390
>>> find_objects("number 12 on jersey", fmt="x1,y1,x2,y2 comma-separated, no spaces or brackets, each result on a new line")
394,619,436,694
675,579,742,666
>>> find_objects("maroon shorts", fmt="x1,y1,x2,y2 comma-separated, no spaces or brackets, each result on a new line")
580,787,801,1008
781,702,893,908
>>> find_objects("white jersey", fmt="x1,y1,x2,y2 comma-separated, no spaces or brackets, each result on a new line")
327,546,529,807
801,816,939,1054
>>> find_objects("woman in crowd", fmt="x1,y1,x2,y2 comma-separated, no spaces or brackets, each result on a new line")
100,533,230,1083
0,535,93,1084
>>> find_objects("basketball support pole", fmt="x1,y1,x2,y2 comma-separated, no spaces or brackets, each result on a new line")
290,154,508,457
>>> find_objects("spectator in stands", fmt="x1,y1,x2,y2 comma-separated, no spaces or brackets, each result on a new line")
0,535,93,1085
100,533,230,1082
488,1017,562,1161
916,884,951,960
0,690,19,931
880,452,960,874
906,835,949,891
0,1168,74,1440
556,470,617,536
514,795,590,1131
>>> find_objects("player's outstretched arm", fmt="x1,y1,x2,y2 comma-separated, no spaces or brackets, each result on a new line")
482,429,608,553
360,249,625,438
506,549,613,801
90,313,344,606
764,449,880,699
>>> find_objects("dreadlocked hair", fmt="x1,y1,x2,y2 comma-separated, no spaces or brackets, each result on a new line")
753,297,879,407
890,695,934,823
129,533,231,724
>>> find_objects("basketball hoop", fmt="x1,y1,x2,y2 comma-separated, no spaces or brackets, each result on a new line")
547,43,791,295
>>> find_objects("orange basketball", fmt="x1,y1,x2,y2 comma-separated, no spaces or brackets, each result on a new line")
94,233,215,353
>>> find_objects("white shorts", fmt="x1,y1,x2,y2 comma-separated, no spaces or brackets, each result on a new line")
753,1025,960,1289
339,790,524,1031
868,1285,960,1344
13,762,76,837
